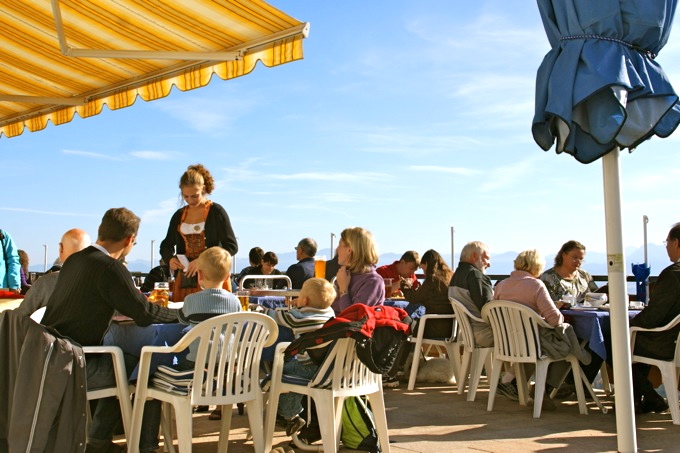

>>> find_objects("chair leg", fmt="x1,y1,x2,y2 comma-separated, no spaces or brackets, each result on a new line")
487,359,503,411
533,361,550,418
314,395,340,453
458,349,472,396
659,364,680,425
217,404,234,452
161,402,176,453
407,341,424,390
569,358,588,415
263,387,283,453
468,349,490,402
173,401,193,453
514,362,529,406
367,390,391,453
245,398,266,453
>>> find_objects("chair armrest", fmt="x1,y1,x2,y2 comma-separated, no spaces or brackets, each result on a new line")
269,341,292,384
630,314,680,349
411,314,456,339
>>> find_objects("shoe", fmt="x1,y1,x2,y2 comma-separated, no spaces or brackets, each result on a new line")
85,442,126,453
194,405,209,413
496,382,519,401
285,415,306,436
382,375,400,388
638,395,669,414
553,383,576,400
529,384,556,411
208,408,222,420
296,423,321,444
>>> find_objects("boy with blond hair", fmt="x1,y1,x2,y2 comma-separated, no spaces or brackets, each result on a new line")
266,277,336,436
177,246,241,368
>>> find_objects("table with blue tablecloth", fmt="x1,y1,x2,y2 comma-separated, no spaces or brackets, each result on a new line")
561,308,640,361
384,298,426,320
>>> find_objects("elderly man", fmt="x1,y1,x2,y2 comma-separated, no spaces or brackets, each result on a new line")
377,250,421,296
286,238,318,289
630,222,680,414
41,208,178,453
16,228,91,317
448,241,519,401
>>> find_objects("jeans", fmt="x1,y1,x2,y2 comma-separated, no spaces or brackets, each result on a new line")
277,358,319,420
86,353,161,451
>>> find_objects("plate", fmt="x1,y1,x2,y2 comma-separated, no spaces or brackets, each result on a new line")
571,306,599,311
598,305,610,311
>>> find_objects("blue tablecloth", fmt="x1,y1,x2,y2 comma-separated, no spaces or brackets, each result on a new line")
561,309,639,360
103,322,186,381
384,299,426,320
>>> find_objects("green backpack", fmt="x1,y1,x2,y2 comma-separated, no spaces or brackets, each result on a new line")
341,396,380,452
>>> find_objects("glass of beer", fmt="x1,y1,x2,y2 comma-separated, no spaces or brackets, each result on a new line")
314,255,327,279
149,281,170,307
237,290,250,312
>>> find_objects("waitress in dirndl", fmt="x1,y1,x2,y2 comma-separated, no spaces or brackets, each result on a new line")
160,163,238,301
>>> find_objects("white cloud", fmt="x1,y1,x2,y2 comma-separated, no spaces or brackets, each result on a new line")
130,151,181,160
62,149,122,160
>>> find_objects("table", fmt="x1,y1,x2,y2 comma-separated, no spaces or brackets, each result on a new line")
384,298,426,320
103,321,186,381
561,308,640,360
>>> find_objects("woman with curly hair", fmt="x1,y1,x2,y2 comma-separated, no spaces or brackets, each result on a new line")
161,164,238,301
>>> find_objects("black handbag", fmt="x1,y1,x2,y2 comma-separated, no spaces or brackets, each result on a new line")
178,270,198,289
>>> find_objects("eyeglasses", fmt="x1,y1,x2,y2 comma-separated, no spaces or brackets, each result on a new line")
567,254,584,262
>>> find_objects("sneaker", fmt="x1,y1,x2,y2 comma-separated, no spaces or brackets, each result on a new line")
496,382,519,401
383,375,400,388
553,383,576,400
285,415,306,436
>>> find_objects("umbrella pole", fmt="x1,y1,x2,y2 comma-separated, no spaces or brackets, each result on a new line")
602,149,637,452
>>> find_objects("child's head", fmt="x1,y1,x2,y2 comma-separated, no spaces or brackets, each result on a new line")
196,247,232,283
297,278,336,309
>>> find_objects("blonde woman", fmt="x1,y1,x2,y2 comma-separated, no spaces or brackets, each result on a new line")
331,227,385,314
161,164,238,301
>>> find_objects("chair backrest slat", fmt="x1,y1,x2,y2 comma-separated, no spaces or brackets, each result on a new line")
309,338,381,393
482,301,543,363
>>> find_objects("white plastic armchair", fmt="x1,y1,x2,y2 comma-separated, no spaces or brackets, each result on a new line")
82,346,134,441
449,297,492,401
630,313,680,425
264,338,391,453
239,274,292,290
406,312,460,391
128,312,278,453
481,300,594,418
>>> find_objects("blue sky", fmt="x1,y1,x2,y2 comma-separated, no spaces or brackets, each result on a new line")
2,0,680,274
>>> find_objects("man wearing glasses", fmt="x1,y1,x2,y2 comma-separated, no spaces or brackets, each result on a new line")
629,222,680,415
42,207,178,453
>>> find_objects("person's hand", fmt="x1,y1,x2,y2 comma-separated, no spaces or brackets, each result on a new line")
185,259,200,277
168,257,183,271
336,266,351,295
400,276,413,290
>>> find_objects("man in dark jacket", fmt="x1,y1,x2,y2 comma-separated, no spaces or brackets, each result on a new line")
286,238,317,289
630,222,680,414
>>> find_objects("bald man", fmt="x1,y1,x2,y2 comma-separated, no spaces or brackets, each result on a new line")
17,228,91,316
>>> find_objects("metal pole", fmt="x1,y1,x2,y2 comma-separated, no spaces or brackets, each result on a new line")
42,244,48,272
643,215,649,303
151,239,155,269
603,149,636,452
330,233,336,257
450,226,455,269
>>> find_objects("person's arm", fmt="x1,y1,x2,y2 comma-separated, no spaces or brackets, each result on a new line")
208,203,238,256
402,280,436,305
536,281,564,326
160,209,183,270
467,271,493,311
631,266,680,328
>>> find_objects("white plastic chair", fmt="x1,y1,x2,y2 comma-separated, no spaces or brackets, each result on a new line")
239,274,292,290
29,305,134,440
264,338,391,453
482,300,595,418
128,312,278,453
449,297,492,401
630,313,680,425
406,312,460,391
82,346,134,440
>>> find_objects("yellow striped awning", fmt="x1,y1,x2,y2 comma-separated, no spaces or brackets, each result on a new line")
0,0,308,138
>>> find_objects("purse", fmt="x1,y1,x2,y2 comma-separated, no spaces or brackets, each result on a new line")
178,270,198,289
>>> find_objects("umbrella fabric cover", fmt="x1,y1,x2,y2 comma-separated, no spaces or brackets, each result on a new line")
533,0,680,163
632,263,651,303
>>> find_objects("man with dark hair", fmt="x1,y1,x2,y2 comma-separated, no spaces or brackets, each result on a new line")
376,250,421,296
42,208,178,453
235,246,264,287
286,238,318,289
630,222,680,414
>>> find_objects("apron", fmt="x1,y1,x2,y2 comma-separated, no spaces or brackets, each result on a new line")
171,201,231,301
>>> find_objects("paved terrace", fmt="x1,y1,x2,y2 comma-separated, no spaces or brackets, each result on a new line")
135,380,675,453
